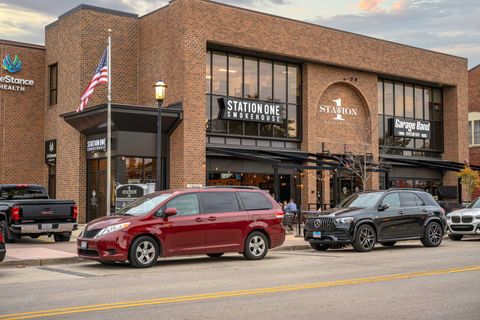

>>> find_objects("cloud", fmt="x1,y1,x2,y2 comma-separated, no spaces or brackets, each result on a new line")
359,0,384,12
312,0,480,68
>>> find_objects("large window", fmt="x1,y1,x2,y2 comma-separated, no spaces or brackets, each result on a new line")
206,50,301,139
378,79,443,158
49,64,58,106
468,119,480,145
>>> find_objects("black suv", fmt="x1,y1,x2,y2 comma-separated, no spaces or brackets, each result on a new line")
304,189,446,252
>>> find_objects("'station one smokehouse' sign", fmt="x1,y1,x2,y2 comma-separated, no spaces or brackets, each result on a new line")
391,118,431,139
219,97,285,124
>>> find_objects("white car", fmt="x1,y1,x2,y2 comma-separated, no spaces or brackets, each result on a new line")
446,198,480,240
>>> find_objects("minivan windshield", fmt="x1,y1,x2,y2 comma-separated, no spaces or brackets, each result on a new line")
116,193,173,216
337,192,383,209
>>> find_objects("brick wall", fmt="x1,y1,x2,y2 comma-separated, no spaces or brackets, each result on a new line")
468,66,480,112
0,41,45,186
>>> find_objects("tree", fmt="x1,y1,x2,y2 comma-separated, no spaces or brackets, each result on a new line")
457,165,480,202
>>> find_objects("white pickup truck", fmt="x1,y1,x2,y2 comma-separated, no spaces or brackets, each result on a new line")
446,198,480,240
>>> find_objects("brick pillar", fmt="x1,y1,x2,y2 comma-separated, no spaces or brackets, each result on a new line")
301,171,317,211
322,170,331,210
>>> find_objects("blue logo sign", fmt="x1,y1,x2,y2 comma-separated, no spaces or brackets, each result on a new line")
2,54,23,73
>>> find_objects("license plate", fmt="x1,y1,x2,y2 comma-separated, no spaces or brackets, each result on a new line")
313,231,322,238
80,241,88,249
41,224,53,230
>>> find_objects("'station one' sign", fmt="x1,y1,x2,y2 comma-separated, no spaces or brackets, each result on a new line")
87,138,106,152
391,118,431,139
218,97,285,124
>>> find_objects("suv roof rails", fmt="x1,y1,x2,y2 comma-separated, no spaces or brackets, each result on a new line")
202,186,260,190
387,188,426,192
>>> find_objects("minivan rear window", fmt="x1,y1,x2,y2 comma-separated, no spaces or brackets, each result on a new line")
201,192,240,213
239,192,272,211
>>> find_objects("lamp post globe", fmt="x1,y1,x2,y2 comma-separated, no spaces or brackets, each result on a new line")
154,80,167,191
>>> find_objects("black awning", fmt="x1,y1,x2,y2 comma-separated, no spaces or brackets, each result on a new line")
61,103,182,135
382,155,478,172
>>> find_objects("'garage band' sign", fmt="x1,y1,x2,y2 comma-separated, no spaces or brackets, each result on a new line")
391,118,431,139
219,97,285,124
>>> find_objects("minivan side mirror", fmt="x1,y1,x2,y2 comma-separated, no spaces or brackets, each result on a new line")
378,203,390,211
164,208,177,217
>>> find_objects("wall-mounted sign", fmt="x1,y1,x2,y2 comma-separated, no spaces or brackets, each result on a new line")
87,138,106,152
390,118,431,139
218,97,285,124
0,54,35,92
319,98,358,121
115,184,149,211
44,139,57,165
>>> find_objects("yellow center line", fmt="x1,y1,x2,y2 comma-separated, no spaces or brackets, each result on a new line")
1,265,479,320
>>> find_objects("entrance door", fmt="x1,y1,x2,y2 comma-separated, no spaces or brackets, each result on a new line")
87,159,107,222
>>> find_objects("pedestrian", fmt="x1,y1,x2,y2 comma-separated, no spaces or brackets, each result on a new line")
285,198,298,215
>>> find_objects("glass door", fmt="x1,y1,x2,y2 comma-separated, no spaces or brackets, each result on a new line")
87,159,108,222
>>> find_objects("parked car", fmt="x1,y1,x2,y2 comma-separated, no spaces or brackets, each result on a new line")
77,187,285,268
0,184,77,242
446,197,480,240
0,223,5,262
304,189,446,252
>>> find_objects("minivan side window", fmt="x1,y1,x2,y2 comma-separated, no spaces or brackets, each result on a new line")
239,192,273,211
165,193,200,216
201,192,240,213
381,193,401,209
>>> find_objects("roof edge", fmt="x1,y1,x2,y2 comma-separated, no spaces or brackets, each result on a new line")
0,39,45,50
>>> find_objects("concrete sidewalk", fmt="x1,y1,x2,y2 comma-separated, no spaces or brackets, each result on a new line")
1,226,309,267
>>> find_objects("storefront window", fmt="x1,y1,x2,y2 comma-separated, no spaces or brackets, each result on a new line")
404,84,414,118
475,121,480,145
415,86,423,119
394,82,404,117
384,80,394,116
206,51,301,139
378,80,384,115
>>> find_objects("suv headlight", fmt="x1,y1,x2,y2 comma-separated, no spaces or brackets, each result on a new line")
95,223,130,238
335,217,354,224
446,215,451,220
475,215,480,220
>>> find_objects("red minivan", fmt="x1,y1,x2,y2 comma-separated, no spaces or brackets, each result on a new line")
77,187,285,267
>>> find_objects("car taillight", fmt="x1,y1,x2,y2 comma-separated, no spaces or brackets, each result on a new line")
11,206,21,221
275,211,284,220
0,231,3,242
72,205,78,220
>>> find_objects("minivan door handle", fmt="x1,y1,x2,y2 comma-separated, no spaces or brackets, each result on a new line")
207,216,217,221
195,217,204,222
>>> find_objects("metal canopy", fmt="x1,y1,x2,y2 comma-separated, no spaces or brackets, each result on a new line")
61,103,182,136
382,155,478,172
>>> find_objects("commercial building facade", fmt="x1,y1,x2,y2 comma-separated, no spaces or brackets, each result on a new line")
0,0,469,222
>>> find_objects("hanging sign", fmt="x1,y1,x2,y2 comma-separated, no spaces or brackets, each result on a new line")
44,140,57,165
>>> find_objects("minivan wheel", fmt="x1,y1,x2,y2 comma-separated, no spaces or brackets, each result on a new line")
353,224,376,252
448,234,463,241
379,241,396,247
310,243,329,251
206,253,224,258
421,222,443,247
129,236,159,268
243,231,268,260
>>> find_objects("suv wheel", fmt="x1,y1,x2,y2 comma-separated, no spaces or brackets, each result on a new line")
310,243,329,251
379,241,396,247
129,236,159,268
448,234,463,241
206,253,224,258
54,233,71,242
243,231,268,260
353,224,376,252
421,222,443,247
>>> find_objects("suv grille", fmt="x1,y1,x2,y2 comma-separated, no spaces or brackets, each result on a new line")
450,225,474,231
462,216,473,223
451,216,460,223
82,228,101,239
307,218,335,231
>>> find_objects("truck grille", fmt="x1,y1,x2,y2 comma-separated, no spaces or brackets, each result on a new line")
450,225,474,232
451,216,460,223
82,228,101,239
461,216,473,223
307,218,336,231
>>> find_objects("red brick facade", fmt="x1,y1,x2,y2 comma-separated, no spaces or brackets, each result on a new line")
469,66,480,167
0,0,470,220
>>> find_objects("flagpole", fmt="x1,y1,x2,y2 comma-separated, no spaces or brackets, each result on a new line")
106,29,112,216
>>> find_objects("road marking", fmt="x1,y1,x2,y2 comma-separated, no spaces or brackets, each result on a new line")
1,265,479,320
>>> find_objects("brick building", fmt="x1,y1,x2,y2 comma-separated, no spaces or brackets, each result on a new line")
0,0,470,222
468,65,480,166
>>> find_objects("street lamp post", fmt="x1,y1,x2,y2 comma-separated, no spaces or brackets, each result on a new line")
154,80,167,191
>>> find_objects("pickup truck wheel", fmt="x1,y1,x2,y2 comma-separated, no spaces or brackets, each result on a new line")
128,236,159,268
0,221,14,243
54,233,71,242
379,241,396,247
448,234,463,241
310,243,329,251
421,221,443,247
353,224,376,252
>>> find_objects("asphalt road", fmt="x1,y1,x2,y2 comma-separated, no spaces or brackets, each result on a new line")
1,238,479,320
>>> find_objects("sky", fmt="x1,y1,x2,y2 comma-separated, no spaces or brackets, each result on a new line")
0,0,478,68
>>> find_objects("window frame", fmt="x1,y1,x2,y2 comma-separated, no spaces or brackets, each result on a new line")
159,192,201,217
49,63,58,106
199,191,242,214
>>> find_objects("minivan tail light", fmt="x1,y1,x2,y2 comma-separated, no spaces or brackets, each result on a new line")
11,206,21,221
72,205,78,220
275,211,284,220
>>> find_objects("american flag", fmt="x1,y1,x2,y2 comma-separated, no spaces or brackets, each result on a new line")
76,48,108,112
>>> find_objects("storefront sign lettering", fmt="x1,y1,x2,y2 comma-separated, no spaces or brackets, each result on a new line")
319,98,358,121
87,138,106,152
219,98,285,124
391,118,431,139
44,139,57,165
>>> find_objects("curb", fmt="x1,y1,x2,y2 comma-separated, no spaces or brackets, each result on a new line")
0,257,84,269
274,245,311,251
